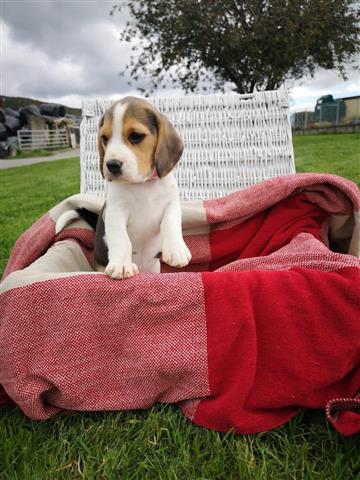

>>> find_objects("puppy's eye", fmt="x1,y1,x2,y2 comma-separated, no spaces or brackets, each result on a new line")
101,135,108,146
128,132,145,145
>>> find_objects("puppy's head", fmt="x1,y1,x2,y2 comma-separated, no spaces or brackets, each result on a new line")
98,97,183,183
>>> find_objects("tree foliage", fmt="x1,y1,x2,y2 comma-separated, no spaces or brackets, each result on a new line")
112,0,360,94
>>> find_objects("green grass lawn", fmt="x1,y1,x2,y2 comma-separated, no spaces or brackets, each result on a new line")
0,158,80,275
293,133,360,185
0,134,359,480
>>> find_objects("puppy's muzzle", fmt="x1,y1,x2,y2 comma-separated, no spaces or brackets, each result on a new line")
106,159,123,176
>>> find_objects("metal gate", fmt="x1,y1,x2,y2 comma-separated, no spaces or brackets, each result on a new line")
17,129,69,151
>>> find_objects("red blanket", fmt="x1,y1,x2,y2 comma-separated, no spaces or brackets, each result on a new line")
1,173,359,435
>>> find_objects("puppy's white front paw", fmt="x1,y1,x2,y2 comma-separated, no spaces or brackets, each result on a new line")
105,261,139,279
162,240,192,268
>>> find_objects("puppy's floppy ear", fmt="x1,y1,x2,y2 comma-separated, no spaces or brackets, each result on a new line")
154,112,184,178
98,113,105,178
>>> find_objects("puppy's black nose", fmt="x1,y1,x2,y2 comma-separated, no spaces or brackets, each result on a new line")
106,159,123,176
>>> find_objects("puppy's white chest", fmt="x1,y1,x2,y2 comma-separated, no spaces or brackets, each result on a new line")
106,177,177,272
128,198,162,250
128,196,161,230
127,188,167,271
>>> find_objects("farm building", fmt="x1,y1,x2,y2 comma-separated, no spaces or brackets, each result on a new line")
291,94,360,131
341,95,360,124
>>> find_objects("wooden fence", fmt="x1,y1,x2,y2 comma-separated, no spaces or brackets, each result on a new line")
17,129,69,151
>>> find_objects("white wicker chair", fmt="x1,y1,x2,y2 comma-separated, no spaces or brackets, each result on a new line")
80,89,295,201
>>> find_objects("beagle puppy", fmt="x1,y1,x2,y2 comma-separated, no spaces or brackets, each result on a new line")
87,97,191,279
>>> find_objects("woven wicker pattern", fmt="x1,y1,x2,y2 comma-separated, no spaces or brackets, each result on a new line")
81,89,295,200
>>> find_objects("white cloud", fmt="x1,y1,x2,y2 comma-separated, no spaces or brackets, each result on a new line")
287,69,359,113
2,22,85,96
1,1,135,104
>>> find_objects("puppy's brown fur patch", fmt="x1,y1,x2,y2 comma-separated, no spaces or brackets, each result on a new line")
98,107,114,177
122,116,158,177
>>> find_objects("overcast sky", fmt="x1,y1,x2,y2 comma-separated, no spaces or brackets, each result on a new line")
1,0,359,113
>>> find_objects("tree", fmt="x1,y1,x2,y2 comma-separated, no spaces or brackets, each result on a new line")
112,0,360,95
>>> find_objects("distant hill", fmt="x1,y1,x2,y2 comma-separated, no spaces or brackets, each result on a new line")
1,95,81,117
